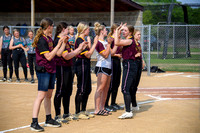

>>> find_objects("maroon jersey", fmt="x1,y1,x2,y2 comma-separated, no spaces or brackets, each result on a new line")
36,34,56,73
54,36,73,66
110,36,122,55
122,36,137,60
75,37,90,58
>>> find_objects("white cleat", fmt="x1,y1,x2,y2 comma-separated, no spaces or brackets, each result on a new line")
132,105,140,112
118,112,133,119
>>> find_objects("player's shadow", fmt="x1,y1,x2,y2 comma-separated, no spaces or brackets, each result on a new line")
87,99,154,114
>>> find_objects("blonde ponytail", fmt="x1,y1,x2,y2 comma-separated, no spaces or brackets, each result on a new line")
75,22,89,42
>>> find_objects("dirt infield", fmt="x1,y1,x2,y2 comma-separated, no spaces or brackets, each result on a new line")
0,70,200,133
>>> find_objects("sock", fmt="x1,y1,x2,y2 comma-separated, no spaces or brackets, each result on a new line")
124,94,131,112
46,114,52,121
32,118,38,123
31,75,34,80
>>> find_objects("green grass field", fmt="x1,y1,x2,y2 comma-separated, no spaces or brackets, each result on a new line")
144,48,200,72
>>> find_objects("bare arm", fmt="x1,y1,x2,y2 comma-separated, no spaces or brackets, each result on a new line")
87,36,91,49
99,44,110,59
84,35,99,58
56,36,68,57
9,37,20,50
43,41,63,61
62,41,87,60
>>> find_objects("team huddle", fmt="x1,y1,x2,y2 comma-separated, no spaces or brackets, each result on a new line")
0,18,145,132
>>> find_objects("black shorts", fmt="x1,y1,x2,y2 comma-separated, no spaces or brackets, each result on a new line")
95,67,112,76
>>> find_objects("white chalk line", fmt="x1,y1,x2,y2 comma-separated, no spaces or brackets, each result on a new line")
154,72,200,79
139,87,200,89
0,122,45,133
0,99,161,133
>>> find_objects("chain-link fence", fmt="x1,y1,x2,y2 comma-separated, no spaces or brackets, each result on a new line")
150,25,200,72
0,25,199,75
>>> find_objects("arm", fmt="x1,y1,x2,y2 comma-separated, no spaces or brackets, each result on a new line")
87,36,91,49
20,38,28,52
99,44,110,59
114,30,132,46
84,35,99,58
9,37,20,50
44,44,62,61
56,36,68,57
0,36,2,59
62,41,87,60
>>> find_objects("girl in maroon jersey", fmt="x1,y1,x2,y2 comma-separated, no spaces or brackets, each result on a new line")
53,22,87,123
74,22,98,119
30,18,68,132
115,23,143,119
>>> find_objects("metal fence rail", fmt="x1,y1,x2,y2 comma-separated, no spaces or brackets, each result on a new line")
0,24,199,74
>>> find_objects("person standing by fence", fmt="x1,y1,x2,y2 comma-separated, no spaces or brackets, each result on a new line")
9,29,28,83
30,18,67,132
26,30,36,83
115,23,143,119
0,26,13,82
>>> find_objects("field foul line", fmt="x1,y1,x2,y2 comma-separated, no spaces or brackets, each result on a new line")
0,122,45,133
0,99,161,133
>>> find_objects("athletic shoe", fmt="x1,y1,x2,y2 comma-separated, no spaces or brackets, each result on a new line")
84,111,95,118
0,78,7,82
16,78,20,83
112,104,124,110
24,78,29,82
107,105,117,112
63,113,79,121
118,112,133,119
55,115,69,124
30,122,44,132
132,105,140,112
30,79,35,83
105,106,113,112
7,78,12,82
75,112,90,120
44,119,61,127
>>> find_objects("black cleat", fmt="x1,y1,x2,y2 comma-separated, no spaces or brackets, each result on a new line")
30,122,44,132
44,119,61,127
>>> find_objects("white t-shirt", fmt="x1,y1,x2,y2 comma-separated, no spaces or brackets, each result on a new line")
95,40,111,69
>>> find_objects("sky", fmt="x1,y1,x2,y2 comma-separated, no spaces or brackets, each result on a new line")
177,0,200,4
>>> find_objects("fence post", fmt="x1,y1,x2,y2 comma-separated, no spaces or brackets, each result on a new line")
185,25,190,57
173,25,175,58
147,25,151,76
157,25,159,58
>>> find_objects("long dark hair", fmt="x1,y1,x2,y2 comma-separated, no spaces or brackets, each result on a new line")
54,21,68,39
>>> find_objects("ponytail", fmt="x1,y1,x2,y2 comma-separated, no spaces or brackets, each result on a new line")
75,22,89,42
108,23,118,38
32,17,54,47
32,27,43,47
